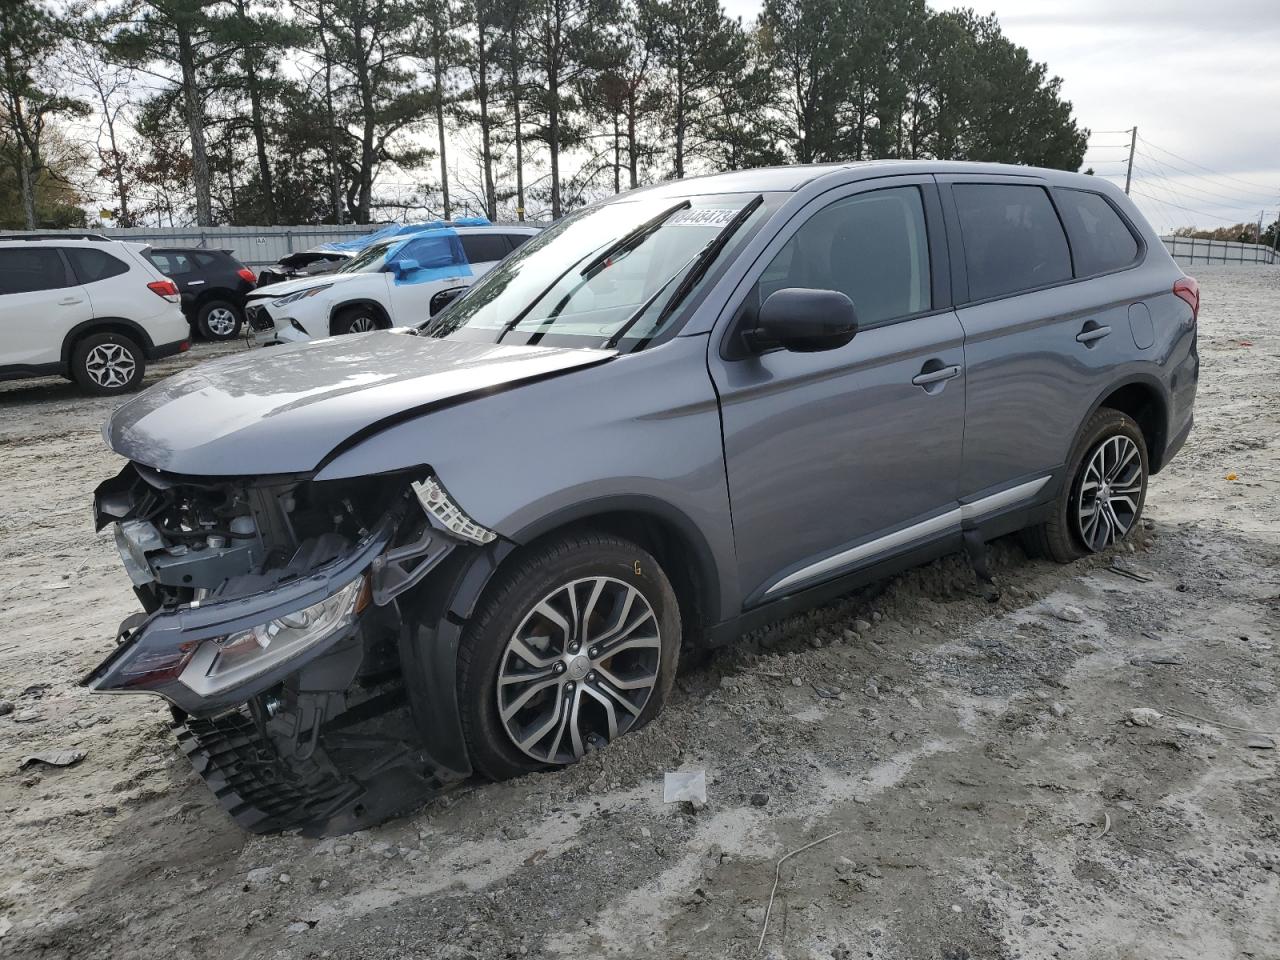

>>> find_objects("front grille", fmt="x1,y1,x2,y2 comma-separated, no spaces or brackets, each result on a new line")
247,305,274,332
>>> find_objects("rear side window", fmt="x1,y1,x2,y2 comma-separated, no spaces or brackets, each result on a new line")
66,248,130,284
460,234,510,264
504,233,533,251
0,248,73,294
1055,189,1140,277
755,186,931,327
953,184,1072,301
149,251,195,275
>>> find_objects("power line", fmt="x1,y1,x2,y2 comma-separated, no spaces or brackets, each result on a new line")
1138,136,1276,194
1128,186,1257,225
1133,159,1276,211
1134,150,1277,206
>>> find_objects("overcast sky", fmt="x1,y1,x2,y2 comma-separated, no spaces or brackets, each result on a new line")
722,0,1280,234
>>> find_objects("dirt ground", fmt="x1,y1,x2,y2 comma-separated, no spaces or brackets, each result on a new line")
1,266,1277,960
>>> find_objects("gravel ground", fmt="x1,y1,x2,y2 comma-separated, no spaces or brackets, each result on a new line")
1,266,1278,959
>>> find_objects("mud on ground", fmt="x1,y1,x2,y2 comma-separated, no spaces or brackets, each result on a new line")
1,267,1277,959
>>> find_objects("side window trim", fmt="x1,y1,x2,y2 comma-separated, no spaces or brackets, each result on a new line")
715,176,951,360
1049,186,1147,279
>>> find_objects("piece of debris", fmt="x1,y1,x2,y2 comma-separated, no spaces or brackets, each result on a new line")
1129,654,1184,666
1050,702,1068,718
1049,603,1085,624
664,770,707,805
1245,735,1276,750
18,750,85,771
0,700,13,717
1095,812,1111,839
1126,708,1162,727
757,830,842,952
812,684,842,700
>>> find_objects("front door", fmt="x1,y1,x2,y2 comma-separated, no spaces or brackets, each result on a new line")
708,178,966,605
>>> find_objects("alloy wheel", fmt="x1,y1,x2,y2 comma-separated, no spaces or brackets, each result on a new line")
496,576,662,764
1076,434,1144,552
84,343,137,389
206,307,238,336
348,314,377,332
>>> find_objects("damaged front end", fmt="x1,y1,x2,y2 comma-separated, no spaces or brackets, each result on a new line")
84,463,486,834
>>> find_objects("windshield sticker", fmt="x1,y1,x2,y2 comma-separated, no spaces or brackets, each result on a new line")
667,208,743,227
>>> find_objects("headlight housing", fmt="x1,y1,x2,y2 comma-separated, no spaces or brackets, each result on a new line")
272,283,333,307
178,575,369,697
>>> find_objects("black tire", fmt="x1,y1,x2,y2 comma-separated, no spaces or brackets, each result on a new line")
457,532,681,782
70,331,146,395
1023,408,1148,563
195,299,243,340
330,305,384,336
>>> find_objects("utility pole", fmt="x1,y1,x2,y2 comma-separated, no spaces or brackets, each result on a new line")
1124,126,1137,195
1257,210,1265,245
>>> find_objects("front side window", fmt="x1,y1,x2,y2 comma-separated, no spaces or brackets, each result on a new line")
67,248,129,284
953,183,1072,301
1055,189,1140,277
424,193,778,349
750,186,931,329
0,248,72,295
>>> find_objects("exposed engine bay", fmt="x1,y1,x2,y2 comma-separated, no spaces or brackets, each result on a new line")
83,462,487,834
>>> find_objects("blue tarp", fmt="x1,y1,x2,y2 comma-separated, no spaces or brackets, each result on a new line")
384,226,474,285
315,217,492,254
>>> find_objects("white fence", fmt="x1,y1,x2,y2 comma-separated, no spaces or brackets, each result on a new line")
0,222,538,268
1161,236,1277,266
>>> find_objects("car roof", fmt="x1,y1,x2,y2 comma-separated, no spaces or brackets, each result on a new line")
0,236,134,248
150,247,235,255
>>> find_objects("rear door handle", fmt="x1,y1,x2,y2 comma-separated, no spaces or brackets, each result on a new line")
912,364,961,386
1076,324,1111,344
186,280,205,286
58,297,84,306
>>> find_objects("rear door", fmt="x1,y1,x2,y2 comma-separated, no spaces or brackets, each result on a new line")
941,176,1142,501
0,247,90,367
707,176,965,605
459,232,512,278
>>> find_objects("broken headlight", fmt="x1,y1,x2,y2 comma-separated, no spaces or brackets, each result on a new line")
178,575,369,697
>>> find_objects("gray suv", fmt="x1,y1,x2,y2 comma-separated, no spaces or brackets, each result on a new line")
85,162,1198,833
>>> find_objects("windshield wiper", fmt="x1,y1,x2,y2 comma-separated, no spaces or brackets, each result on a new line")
577,199,691,278
495,199,692,344
604,194,764,350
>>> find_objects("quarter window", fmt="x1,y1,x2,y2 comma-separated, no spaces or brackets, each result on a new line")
1055,189,1140,277
753,186,931,327
0,248,72,294
953,184,1072,301
67,248,130,284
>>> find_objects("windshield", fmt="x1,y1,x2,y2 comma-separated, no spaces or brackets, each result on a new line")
337,241,395,274
422,193,777,349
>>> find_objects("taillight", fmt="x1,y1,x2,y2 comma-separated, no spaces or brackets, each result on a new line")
1173,277,1199,322
237,267,257,283
147,279,180,302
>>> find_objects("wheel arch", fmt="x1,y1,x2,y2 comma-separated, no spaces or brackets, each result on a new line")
329,298,392,329
1086,374,1171,472
61,317,155,366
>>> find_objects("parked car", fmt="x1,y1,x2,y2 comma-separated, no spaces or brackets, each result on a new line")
0,238,189,395
145,247,258,340
255,249,352,288
244,223,540,343
86,161,1198,834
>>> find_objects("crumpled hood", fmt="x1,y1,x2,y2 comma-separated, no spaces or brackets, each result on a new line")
245,271,367,300
106,333,612,476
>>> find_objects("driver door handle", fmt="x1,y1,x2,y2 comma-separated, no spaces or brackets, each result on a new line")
58,296,84,306
911,364,961,386
1076,323,1111,344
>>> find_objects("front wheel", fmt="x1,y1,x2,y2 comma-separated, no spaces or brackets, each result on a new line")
457,533,681,781
330,306,383,336
1024,408,1148,563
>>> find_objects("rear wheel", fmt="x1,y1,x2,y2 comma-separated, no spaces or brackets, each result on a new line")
196,299,242,340
331,305,383,336
1024,408,1148,563
71,332,146,395
457,533,681,781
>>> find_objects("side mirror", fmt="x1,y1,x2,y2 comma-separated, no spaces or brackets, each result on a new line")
390,257,420,279
430,285,467,315
749,287,859,353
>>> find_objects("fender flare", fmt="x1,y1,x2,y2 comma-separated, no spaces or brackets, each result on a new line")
61,317,157,365
1075,371,1172,470
329,298,392,330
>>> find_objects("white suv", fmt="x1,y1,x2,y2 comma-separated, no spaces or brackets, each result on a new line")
0,238,190,395
245,224,540,344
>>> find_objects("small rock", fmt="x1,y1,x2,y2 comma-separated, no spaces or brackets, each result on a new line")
1126,708,1162,727
808,635,823,649
245,867,274,886
278,873,292,884
640,826,652,838
502,824,529,841
864,679,880,699
750,793,770,807
1245,735,1276,750
286,921,310,934
889,730,907,743
0,700,13,717
1050,702,1068,718
871,612,883,623
791,677,804,687
852,619,872,634
332,843,352,857
1050,603,1085,624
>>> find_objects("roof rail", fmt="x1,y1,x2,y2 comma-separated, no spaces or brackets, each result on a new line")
0,232,112,242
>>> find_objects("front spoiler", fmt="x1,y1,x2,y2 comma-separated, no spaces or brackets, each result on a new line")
81,512,399,716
